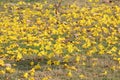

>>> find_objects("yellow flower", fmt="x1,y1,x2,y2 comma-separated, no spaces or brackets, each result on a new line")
28,77,35,80
98,44,104,50
17,1,26,5
30,61,34,66
38,52,42,57
92,62,97,67
42,76,52,80
75,56,80,62
45,45,51,50
42,77,48,80
16,53,23,61
67,43,74,53
53,60,60,66
79,74,86,79
117,58,120,64
82,39,91,48
82,62,86,66
6,67,15,73
102,27,109,34
102,71,108,75
30,68,35,72
63,55,71,62
63,64,69,69
88,0,92,2
99,50,105,55
0,70,5,75
0,60,5,66
111,47,117,52
118,50,120,55
95,0,99,2
111,66,116,71
69,66,77,71
13,64,17,66
23,72,29,78
34,64,41,70
67,71,72,77
47,53,54,59
47,60,52,65
29,68,35,76
47,67,52,71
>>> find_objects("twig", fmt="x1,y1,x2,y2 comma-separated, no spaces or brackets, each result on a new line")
54,0,63,15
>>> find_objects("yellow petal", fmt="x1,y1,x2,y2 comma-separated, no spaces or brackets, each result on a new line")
0,60,5,66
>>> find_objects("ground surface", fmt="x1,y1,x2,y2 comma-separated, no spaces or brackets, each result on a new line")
0,0,120,80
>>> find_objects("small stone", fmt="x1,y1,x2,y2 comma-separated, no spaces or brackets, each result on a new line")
118,28,120,33
4,63,11,68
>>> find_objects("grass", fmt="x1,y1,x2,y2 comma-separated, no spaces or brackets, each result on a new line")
0,0,120,80
1,54,120,80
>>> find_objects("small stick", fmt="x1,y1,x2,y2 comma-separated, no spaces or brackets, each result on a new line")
54,0,62,15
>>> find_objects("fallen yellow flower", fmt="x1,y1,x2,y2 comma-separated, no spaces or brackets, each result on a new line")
0,60,5,66
0,70,5,75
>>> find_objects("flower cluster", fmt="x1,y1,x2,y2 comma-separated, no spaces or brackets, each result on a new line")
0,1,120,80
